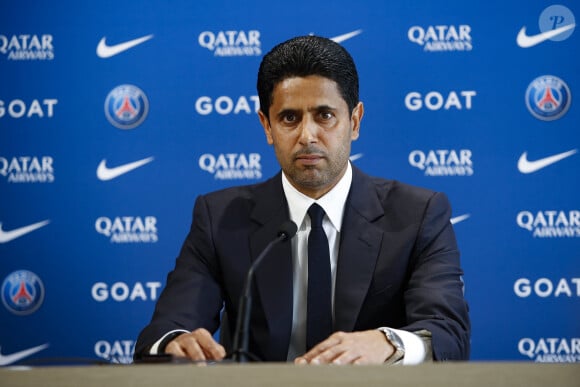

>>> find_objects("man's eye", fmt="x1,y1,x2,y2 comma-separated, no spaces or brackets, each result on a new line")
320,112,333,120
283,113,296,122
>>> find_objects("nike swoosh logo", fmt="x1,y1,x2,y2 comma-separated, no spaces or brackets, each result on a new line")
0,343,49,366
96,34,154,58
0,220,50,244
517,149,578,174
97,157,154,181
349,153,364,162
450,214,470,225
516,24,575,48
330,29,363,43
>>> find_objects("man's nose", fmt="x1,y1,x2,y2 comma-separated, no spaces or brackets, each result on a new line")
298,116,318,144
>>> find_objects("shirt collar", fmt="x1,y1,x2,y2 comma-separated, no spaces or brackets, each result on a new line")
282,162,352,232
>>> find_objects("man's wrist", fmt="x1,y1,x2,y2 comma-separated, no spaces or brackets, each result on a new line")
149,330,188,354
158,331,185,353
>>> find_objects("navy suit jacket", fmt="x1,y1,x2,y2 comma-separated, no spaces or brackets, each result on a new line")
135,166,470,361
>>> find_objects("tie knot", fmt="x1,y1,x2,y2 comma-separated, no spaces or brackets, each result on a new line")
308,203,326,229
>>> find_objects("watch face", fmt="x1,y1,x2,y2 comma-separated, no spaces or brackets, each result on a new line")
380,329,405,364
383,329,404,349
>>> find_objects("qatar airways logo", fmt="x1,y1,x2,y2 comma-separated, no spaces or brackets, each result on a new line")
409,150,473,176
519,338,580,363
95,216,158,243
514,277,580,298
408,25,472,51
95,340,135,364
198,30,261,57
199,153,262,180
91,281,162,302
0,34,54,60
0,156,54,183
195,95,259,115
517,210,580,238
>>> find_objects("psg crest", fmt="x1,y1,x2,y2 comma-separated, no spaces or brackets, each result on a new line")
525,75,571,121
1,270,45,315
104,84,149,129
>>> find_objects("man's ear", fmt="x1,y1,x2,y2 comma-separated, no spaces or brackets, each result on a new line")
350,102,364,141
258,110,274,145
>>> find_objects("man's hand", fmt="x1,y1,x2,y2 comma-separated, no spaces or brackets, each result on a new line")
164,328,226,361
294,330,394,365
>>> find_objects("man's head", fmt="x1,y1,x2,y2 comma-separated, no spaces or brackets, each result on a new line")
257,35,359,120
257,36,363,199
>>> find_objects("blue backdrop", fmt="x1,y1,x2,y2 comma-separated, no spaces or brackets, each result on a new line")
1,0,578,365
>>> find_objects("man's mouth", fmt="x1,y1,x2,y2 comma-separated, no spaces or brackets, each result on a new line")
296,154,324,165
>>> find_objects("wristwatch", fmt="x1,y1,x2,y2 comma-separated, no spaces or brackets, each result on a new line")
379,327,405,364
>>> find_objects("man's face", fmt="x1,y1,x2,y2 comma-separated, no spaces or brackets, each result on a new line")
259,75,363,199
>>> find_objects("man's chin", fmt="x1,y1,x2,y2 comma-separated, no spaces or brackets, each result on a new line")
291,171,328,188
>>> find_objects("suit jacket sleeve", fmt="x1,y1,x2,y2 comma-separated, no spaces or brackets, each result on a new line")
401,191,470,360
134,194,224,357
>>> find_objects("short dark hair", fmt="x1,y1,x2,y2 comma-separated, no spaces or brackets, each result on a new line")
257,35,359,119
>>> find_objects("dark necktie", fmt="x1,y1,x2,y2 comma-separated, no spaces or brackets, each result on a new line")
306,203,333,350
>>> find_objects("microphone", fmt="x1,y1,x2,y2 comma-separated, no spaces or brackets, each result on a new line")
231,221,297,363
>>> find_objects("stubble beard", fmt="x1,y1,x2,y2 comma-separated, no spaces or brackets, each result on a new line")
281,145,350,193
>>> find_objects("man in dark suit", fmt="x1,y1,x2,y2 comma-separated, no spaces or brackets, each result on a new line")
135,35,470,364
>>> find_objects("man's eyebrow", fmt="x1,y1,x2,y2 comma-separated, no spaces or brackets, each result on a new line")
276,105,337,114
310,105,337,112
275,108,299,119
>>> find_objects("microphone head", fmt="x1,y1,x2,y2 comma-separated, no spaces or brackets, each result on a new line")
278,221,298,240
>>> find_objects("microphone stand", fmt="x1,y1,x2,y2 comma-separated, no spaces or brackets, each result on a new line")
231,223,296,363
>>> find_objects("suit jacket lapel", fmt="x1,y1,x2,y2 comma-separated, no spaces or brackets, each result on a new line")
334,167,385,332
249,173,293,360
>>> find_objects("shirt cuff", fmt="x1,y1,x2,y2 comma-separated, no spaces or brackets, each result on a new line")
149,329,189,355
